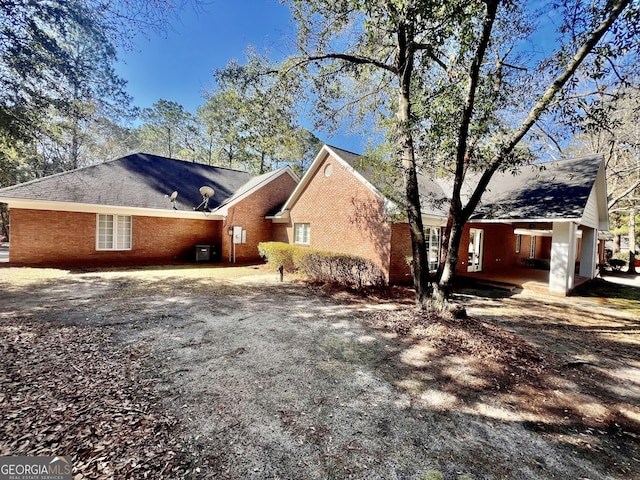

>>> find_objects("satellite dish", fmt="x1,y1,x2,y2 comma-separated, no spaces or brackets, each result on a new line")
165,191,179,210
199,186,215,198
195,186,215,211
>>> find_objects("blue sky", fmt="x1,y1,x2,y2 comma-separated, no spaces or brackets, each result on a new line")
114,0,366,153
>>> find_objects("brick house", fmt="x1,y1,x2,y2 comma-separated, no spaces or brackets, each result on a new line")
0,153,298,266
270,144,609,295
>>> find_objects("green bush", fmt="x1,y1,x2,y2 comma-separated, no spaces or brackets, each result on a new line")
612,251,630,263
257,242,299,272
258,242,386,288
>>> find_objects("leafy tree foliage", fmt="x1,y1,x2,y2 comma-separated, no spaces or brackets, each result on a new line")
199,52,322,174
567,82,640,272
136,99,196,159
0,0,180,237
285,0,639,311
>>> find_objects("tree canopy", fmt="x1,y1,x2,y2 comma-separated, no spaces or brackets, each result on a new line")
284,0,640,310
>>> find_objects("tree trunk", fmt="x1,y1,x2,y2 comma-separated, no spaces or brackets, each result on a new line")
429,212,468,317
260,151,266,174
69,83,81,170
627,204,637,274
614,234,621,253
399,127,430,306
70,115,80,170
438,215,465,292
395,21,430,307
0,203,9,240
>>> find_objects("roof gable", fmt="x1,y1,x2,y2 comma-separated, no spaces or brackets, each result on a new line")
470,154,606,223
279,144,390,214
0,153,253,212
214,166,299,215
275,144,607,226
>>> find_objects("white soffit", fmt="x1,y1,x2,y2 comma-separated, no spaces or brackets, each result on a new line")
1,198,224,220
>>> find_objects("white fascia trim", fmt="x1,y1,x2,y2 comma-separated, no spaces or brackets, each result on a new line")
280,145,395,213
214,166,298,216
324,145,388,202
515,228,589,239
595,160,610,231
279,147,331,212
266,210,290,223
469,217,582,224
0,198,224,220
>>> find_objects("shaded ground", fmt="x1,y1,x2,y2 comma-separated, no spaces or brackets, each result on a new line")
1,265,639,479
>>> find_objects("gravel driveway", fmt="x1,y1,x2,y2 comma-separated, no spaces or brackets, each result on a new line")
1,265,638,479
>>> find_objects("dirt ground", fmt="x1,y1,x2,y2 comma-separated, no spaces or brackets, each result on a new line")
1,264,639,480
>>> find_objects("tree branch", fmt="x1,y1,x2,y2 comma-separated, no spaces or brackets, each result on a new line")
454,0,500,217
464,0,632,219
502,0,631,155
413,42,448,71
609,178,640,210
307,53,397,74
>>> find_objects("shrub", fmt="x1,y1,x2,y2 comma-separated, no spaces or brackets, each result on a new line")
612,251,631,263
257,242,299,272
609,258,626,270
297,250,386,288
258,242,386,288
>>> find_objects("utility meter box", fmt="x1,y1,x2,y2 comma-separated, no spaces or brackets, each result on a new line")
232,226,246,244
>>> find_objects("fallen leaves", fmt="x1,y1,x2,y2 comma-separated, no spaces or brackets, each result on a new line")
363,307,546,393
0,315,191,478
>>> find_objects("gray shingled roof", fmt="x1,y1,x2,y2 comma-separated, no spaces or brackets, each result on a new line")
0,153,253,211
217,167,292,210
329,145,602,221
328,145,451,217
471,154,603,221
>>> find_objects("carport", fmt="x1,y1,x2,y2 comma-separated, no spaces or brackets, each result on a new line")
460,153,609,296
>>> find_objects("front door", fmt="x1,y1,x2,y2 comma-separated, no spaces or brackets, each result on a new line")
467,228,484,272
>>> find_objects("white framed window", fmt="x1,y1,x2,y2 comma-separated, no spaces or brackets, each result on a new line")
515,234,522,253
294,223,310,244
97,214,132,250
425,226,441,272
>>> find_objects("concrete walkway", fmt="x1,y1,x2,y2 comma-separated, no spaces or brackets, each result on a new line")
602,271,640,287
460,267,640,294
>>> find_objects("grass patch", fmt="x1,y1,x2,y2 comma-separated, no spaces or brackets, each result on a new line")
572,278,640,312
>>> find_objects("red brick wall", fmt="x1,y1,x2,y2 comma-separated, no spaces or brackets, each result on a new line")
457,224,517,273
9,208,221,266
283,154,392,281
456,223,557,274
271,223,289,243
221,172,297,263
389,223,413,283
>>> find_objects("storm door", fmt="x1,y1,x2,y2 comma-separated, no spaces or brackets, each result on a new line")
467,228,484,272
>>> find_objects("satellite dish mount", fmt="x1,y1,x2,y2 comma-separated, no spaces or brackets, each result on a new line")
169,191,178,210
195,186,215,211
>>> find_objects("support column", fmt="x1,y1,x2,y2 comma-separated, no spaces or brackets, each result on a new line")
550,222,578,294
579,227,598,279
